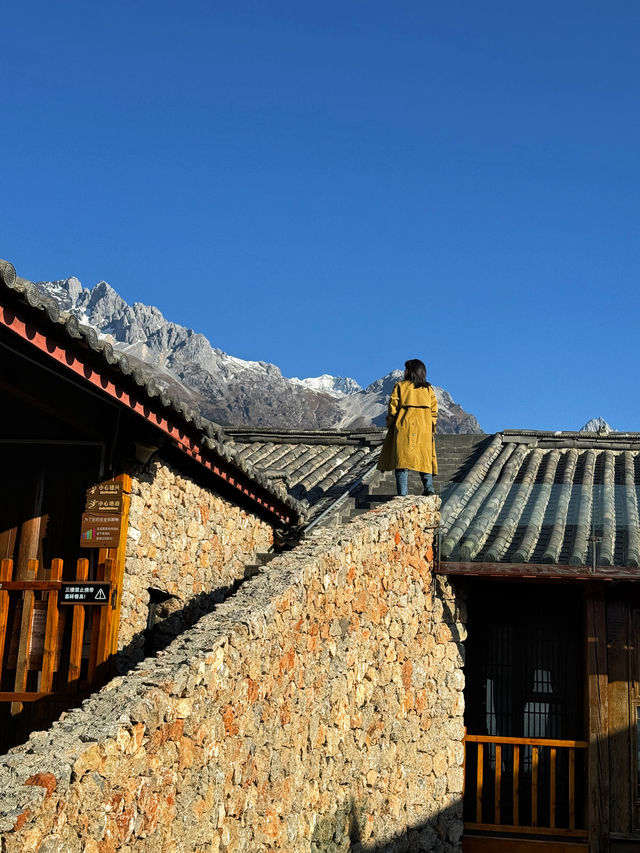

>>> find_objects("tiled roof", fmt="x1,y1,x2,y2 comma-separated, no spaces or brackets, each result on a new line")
0,259,304,524
225,428,384,520
440,431,640,568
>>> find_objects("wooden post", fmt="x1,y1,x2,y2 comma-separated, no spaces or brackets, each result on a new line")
87,552,107,684
68,558,89,687
95,558,115,675
11,559,38,714
569,748,576,831
0,559,14,685
495,744,502,824
15,473,45,580
532,746,538,827
40,558,63,692
0,529,17,561
586,584,610,852
476,743,484,822
513,745,520,826
550,747,557,829
107,474,131,656
606,594,632,835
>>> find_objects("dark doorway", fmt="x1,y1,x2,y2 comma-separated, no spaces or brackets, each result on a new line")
464,580,586,834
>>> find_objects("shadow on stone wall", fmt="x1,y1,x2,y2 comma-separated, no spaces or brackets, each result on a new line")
115,569,260,674
311,797,462,852
0,571,262,752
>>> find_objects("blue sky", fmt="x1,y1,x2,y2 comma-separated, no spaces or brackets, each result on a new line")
2,1,639,432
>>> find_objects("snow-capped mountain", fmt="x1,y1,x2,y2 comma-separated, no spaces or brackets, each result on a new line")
35,276,482,433
333,371,482,433
579,418,615,434
291,371,481,433
291,374,362,397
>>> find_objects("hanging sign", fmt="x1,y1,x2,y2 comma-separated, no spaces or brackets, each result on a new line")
85,481,124,514
60,582,112,605
79,512,122,548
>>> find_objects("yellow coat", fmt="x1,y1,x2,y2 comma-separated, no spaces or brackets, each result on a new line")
377,381,438,474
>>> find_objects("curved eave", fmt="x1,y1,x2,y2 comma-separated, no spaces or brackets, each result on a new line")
0,261,302,528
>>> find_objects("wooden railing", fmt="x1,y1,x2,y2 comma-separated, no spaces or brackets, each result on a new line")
0,556,115,713
465,733,588,838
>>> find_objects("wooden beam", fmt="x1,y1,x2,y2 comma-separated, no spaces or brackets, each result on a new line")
463,836,588,852
585,584,609,853
15,472,44,581
466,734,588,748
464,824,587,838
0,691,93,703
440,561,640,582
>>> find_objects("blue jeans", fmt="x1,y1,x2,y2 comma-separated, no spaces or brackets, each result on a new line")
395,469,434,496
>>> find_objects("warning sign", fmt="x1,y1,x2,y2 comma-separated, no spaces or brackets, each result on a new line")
60,583,112,606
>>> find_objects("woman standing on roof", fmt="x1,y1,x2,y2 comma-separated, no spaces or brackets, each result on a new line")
377,359,438,496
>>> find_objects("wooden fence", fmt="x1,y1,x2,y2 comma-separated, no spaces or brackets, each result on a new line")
465,734,589,838
0,555,117,715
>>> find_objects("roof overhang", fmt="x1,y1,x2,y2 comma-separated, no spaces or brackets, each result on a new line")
0,285,299,527
437,560,640,582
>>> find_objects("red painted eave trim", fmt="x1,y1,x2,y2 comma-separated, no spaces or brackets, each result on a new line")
438,560,640,582
0,301,296,526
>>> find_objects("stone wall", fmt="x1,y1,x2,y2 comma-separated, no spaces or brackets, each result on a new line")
121,456,273,664
0,497,466,853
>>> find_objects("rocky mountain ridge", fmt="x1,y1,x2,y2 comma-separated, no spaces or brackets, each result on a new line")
579,417,615,434
36,276,483,433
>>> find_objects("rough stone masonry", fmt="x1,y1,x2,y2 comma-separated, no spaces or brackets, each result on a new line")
121,458,274,667
0,496,465,853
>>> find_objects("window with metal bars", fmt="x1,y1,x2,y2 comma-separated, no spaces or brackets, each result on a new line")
464,580,585,829
465,581,583,741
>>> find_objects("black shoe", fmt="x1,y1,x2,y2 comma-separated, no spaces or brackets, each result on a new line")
422,489,435,497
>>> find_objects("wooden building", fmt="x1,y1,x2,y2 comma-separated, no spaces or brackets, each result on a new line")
435,430,640,853
0,258,302,748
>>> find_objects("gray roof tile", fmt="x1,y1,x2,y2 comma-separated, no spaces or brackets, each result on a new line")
225,428,383,521
441,431,640,568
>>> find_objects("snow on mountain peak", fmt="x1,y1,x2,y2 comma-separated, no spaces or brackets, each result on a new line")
291,374,362,397
579,418,614,434
34,275,482,431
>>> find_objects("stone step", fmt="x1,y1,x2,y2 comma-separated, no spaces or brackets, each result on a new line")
348,508,372,520
243,551,277,579
243,564,262,579
359,494,397,506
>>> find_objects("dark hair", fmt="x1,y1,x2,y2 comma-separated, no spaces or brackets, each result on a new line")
404,359,430,388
